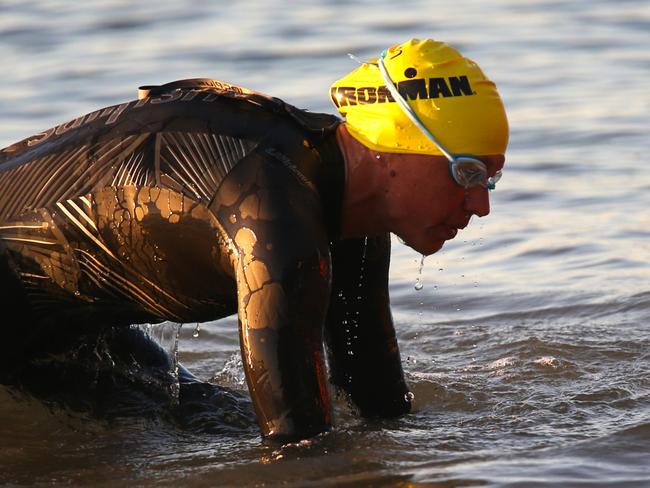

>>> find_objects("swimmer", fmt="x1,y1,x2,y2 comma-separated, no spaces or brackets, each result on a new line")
0,39,508,441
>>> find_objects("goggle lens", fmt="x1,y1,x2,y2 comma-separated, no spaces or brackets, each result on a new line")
451,157,502,190
487,170,502,190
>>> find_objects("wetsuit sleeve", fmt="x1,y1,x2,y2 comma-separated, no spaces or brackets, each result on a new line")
211,151,332,442
325,233,411,417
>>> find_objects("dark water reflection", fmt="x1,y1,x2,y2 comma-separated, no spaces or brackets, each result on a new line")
1,0,650,486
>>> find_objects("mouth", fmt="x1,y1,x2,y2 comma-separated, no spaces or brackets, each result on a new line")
426,224,459,242
448,217,471,230
443,226,458,240
442,217,471,238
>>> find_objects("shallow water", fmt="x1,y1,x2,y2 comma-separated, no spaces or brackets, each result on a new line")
1,0,649,486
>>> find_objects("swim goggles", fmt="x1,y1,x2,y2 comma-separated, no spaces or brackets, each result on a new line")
377,52,502,190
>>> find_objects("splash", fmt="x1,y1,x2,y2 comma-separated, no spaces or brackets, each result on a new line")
211,353,246,389
135,321,182,400
137,321,181,363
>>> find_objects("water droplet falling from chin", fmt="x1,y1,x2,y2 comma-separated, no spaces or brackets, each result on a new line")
414,254,425,291
192,323,201,338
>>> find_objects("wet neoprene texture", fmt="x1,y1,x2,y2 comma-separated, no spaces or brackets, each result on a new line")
0,79,410,440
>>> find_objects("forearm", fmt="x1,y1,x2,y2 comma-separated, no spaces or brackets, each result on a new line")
325,234,411,417
236,249,332,441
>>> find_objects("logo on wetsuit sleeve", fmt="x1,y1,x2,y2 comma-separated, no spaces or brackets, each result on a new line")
330,75,474,108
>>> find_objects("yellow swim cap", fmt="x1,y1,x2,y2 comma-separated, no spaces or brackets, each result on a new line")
330,38,509,156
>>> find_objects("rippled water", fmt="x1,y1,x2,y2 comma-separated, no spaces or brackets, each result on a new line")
1,0,649,486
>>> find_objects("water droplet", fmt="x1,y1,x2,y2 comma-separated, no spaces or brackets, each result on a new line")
404,391,415,402
229,214,237,224
192,323,201,338
414,254,425,290
417,254,425,273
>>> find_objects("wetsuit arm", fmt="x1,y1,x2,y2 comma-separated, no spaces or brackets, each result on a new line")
325,233,411,417
212,153,332,441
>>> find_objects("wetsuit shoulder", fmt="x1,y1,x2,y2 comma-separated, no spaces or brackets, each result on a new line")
139,77,342,134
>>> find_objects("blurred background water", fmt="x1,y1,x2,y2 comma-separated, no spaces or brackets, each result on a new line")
1,0,649,486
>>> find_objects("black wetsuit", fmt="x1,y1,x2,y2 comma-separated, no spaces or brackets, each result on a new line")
0,79,410,441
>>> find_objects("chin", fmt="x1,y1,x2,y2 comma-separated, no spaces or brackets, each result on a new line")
406,237,446,256
421,240,446,256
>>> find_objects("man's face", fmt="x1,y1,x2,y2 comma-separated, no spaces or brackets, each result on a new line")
384,153,505,255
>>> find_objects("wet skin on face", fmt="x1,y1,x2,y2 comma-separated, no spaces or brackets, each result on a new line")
382,153,506,255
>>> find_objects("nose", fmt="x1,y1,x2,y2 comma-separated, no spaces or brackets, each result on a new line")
464,186,490,217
